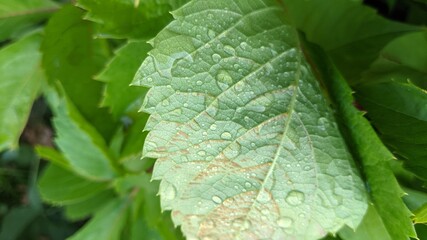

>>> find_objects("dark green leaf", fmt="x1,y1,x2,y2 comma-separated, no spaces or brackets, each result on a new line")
303,40,416,239
65,190,117,221
41,5,117,139
284,0,418,82
0,0,58,41
76,0,188,39
97,41,151,118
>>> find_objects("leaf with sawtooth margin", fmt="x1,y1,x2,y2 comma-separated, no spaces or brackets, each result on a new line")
133,0,368,239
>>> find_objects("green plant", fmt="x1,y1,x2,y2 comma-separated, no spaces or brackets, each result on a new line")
0,0,426,239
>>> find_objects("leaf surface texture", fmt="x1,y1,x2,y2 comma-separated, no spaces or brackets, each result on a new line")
133,0,367,239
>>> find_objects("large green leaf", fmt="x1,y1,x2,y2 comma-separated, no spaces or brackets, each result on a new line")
303,41,416,239
0,32,44,151
97,41,151,118
41,5,117,139
133,0,367,239
76,0,188,39
283,0,418,82
0,0,58,41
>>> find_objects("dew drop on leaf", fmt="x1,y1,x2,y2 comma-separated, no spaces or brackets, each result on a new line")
220,131,232,140
285,190,305,206
277,217,293,228
257,188,271,203
212,53,221,62
209,124,217,131
164,182,177,200
212,195,222,204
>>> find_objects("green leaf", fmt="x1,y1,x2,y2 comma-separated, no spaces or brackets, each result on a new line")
339,205,392,240
0,31,44,151
41,5,117,139
354,32,427,180
76,0,188,39
133,1,367,239
283,0,418,82
303,40,416,239
65,190,117,221
38,164,110,205
46,88,118,180
0,0,58,41
68,198,128,240
414,203,427,224
97,41,151,118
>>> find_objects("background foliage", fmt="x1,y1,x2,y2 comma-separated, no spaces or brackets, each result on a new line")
0,0,426,239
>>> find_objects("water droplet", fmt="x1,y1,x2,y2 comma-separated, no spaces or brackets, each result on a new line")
303,166,311,171
198,150,206,156
147,77,153,82
224,45,235,55
212,53,221,62
245,182,252,188
163,182,177,200
240,42,248,49
212,195,222,204
257,188,271,203
196,80,203,85
224,143,241,159
277,217,293,228
250,142,256,147
244,116,251,123
183,103,189,107
162,99,170,106
208,29,215,39
209,124,217,131
249,105,266,112
232,218,251,229
235,83,244,92
285,190,305,206
220,131,232,140
203,219,215,229
216,70,233,90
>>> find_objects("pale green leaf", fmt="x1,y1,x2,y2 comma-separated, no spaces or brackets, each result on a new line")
0,32,44,151
303,41,416,239
38,164,110,205
45,89,118,181
76,0,188,39
133,0,367,239
0,0,58,41
98,41,151,118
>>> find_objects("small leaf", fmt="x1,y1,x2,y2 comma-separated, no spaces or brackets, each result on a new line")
133,0,367,239
0,0,58,41
76,0,188,39
38,164,110,205
0,32,44,151
68,199,128,240
414,204,427,224
97,41,151,118
46,88,117,180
